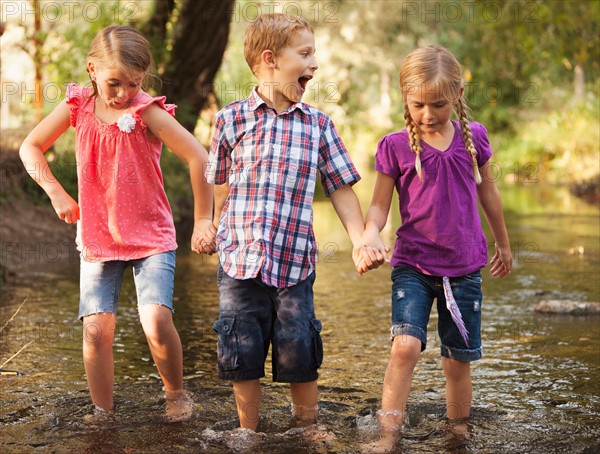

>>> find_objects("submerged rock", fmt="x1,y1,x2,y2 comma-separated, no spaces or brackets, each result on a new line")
534,300,600,315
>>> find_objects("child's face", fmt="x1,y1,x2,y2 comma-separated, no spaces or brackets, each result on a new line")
406,85,455,137
88,62,145,110
271,28,318,106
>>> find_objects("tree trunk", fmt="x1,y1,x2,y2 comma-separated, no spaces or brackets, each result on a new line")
141,0,176,74
160,0,235,132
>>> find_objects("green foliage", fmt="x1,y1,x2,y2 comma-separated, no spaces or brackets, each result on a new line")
160,148,193,225
20,146,78,205
494,88,599,185
12,0,599,218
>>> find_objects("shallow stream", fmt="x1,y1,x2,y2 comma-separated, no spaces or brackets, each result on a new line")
1,183,598,453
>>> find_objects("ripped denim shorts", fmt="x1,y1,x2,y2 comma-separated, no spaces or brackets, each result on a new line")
78,251,176,320
213,265,323,382
390,266,483,362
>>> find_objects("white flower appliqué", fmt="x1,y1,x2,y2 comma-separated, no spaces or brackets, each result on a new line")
117,113,136,133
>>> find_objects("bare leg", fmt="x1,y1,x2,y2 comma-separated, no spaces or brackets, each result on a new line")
379,335,421,431
233,379,261,430
139,305,183,390
139,304,192,421
82,313,116,411
441,357,471,420
290,380,318,426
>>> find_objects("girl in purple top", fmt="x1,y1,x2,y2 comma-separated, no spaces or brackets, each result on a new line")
359,45,513,441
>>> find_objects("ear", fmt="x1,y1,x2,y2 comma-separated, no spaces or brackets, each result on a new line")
260,50,277,69
87,61,96,79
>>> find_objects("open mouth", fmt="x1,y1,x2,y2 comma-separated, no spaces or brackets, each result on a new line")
298,75,313,91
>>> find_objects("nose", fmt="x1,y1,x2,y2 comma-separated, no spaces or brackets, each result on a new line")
423,106,434,120
310,56,319,71
114,85,135,101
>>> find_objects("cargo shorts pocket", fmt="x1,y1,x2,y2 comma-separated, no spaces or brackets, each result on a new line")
213,316,239,371
310,318,323,370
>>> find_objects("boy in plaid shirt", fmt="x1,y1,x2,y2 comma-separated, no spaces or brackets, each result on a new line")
206,13,364,430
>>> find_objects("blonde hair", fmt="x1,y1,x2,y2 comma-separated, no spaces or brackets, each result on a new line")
399,45,481,184
244,13,314,75
87,25,156,97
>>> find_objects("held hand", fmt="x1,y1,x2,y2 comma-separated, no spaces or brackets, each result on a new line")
191,219,217,255
489,243,513,278
353,229,391,276
50,191,80,224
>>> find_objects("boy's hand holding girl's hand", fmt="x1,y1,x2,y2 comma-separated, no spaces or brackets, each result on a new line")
353,226,390,276
191,218,217,254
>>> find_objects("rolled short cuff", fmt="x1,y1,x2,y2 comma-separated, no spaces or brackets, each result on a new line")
440,344,482,362
390,323,427,351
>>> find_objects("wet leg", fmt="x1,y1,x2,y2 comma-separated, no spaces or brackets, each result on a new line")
290,380,318,426
139,304,192,421
379,335,421,431
233,379,261,430
82,312,116,411
441,357,471,420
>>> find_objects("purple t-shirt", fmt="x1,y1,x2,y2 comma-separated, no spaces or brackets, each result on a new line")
375,120,493,277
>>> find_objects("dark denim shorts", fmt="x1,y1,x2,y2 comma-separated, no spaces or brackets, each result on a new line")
213,266,323,382
390,266,483,362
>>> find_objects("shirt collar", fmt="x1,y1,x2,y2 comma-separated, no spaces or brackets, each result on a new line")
248,87,312,115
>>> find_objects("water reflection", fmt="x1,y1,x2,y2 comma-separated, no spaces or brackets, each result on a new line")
1,182,598,453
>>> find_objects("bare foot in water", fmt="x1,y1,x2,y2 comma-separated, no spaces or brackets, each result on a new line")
165,389,194,422
82,405,115,428
361,430,402,453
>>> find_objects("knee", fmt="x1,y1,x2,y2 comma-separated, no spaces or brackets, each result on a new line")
82,314,115,349
389,336,421,366
442,358,470,381
140,305,174,343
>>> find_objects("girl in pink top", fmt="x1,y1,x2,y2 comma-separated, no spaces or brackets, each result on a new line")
20,25,215,424
358,45,513,448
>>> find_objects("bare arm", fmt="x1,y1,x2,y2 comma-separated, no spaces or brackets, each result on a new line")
329,184,364,246
142,104,215,254
19,101,80,224
477,162,512,278
328,184,366,271
359,172,395,273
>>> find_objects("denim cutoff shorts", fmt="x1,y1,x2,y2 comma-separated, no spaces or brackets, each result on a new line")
79,251,176,320
213,265,323,383
390,266,483,362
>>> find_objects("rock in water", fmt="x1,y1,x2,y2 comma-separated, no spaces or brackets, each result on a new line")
534,300,600,315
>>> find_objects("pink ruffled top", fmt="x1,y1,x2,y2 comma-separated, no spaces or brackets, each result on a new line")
65,83,178,262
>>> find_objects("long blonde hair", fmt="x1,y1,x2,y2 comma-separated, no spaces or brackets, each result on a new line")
87,25,156,97
399,45,481,184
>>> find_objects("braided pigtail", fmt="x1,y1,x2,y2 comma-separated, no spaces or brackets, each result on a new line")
404,107,423,181
456,97,482,184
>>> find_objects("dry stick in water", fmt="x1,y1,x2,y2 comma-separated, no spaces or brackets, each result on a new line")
0,297,31,371
0,297,28,333
0,340,34,370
